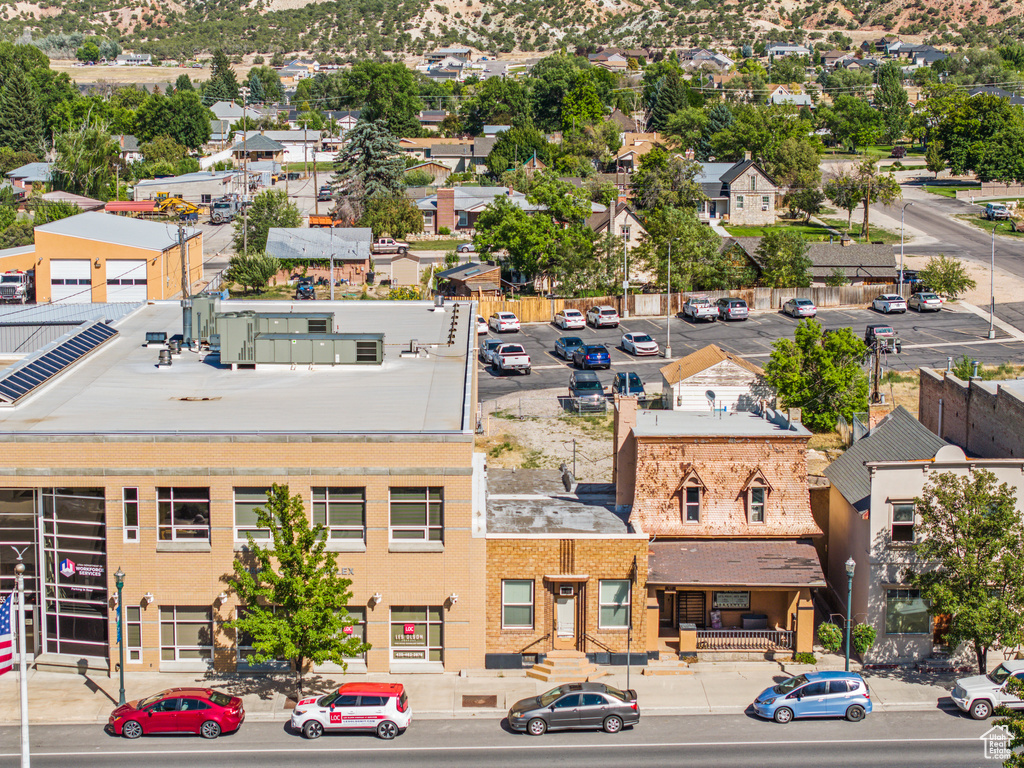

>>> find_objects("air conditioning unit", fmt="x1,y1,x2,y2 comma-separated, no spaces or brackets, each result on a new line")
559,585,574,596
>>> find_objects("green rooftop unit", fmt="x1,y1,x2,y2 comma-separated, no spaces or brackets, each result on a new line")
252,333,384,365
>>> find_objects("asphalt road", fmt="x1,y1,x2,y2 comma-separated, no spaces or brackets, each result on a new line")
477,306,1024,402
0,712,996,767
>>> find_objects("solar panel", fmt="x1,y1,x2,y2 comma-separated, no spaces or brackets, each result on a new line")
0,321,118,404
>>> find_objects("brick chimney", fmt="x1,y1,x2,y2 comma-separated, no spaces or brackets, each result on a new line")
436,188,455,234
613,395,639,508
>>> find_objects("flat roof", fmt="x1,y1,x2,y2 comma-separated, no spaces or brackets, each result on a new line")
0,300,475,437
486,469,631,535
633,408,811,438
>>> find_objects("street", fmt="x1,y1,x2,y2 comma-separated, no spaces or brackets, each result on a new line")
477,305,1024,401
0,712,997,768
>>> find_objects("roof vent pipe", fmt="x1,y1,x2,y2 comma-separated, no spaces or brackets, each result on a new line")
971,360,980,379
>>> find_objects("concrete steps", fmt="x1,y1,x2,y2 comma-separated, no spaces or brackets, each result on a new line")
526,651,608,682
642,653,692,676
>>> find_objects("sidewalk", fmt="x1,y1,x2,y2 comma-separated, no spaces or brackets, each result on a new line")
0,659,962,726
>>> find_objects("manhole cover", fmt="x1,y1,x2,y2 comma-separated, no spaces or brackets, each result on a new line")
462,694,498,708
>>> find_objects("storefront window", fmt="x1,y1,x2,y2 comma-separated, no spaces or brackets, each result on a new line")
885,588,929,634
160,606,213,662
158,488,210,540
312,488,366,540
390,606,443,662
599,580,630,629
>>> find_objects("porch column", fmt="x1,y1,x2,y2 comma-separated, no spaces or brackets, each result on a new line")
646,592,659,652
795,587,814,654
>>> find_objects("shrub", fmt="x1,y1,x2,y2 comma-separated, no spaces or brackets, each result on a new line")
852,623,877,655
438,226,451,235
386,286,421,300
817,621,843,653
918,254,977,298
794,652,817,664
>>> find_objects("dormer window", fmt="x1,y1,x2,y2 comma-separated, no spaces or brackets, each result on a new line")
748,486,766,524
684,486,701,523
673,465,706,524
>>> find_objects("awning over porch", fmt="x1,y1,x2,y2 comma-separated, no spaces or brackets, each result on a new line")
648,539,825,588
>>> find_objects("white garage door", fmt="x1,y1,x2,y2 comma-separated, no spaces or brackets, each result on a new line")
50,260,93,304
105,259,148,302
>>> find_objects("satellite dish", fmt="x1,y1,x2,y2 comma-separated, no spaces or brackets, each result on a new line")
705,390,716,402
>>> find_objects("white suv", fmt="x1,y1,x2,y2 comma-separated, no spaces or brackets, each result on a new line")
291,683,412,740
951,660,1024,720
587,305,620,328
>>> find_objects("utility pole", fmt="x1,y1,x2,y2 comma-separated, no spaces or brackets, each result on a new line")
989,224,997,340
870,342,882,404
665,241,672,359
900,201,914,288
179,219,192,346
310,121,319,217
240,85,250,255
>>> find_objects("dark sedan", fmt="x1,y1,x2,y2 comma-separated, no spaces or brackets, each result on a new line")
554,336,585,361
508,682,639,736
572,344,611,369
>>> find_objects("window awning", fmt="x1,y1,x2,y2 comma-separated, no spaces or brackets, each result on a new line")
543,574,590,583
648,539,825,588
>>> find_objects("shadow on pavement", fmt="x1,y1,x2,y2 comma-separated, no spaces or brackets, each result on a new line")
198,671,337,701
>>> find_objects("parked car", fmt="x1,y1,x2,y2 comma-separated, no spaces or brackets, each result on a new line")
586,305,620,328
488,312,520,333
716,298,749,321
621,332,659,356
752,672,872,724
317,185,333,202
865,324,902,353
950,660,1024,720
871,294,907,314
476,315,488,335
290,682,411,740
493,343,531,375
457,242,475,253
985,202,1011,220
572,344,611,370
682,296,718,322
612,371,645,396
554,309,586,330
908,292,943,312
479,338,505,364
568,371,607,412
108,688,244,739
508,682,639,735
782,298,817,318
555,336,586,361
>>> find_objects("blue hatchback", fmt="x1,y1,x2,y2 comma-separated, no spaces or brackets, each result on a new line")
573,344,611,370
752,672,872,724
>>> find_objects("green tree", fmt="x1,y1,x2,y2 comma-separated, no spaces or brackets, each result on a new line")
756,230,812,287
976,123,1024,184
909,470,1024,673
208,49,239,102
247,71,266,104
527,52,586,132
764,319,869,432
790,187,826,221
174,74,194,92
926,141,945,178
233,189,302,254
561,71,604,131
335,62,424,136
822,95,882,154
224,251,284,293
358,195,424,238
28,194,79,225
0,70,44,154
140,135,187,165
52,118,122,199
330,120,405,224
463,76,528,136
135,91,213,149
918,254,977,298
647,66,694,133
76,41,100,63
248,66,284,104
403,169,433,187
663,107,709,154
630,147,706,213
824,267,850,287
875,61,911,145
855,159,901,240
823,170,863,230
226,485,369,695
489,124,550,169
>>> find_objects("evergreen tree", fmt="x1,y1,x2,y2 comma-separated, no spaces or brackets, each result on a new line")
174,73,194,92
648,69,689,133
208,49,239,102
876,61,911,145
0,70,44,153
329,120,405,223
247,71,266,104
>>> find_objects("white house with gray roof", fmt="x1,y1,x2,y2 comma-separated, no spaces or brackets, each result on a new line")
694,159,779,225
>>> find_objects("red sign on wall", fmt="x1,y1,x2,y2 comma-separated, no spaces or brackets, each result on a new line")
404,623,415,634
343,625,354,635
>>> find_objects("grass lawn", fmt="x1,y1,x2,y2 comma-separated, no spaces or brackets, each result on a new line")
408,239,470,251
817,217,900,245
725,218,900,244
281,162,334,172
923,183,979,199
956,214,1024,237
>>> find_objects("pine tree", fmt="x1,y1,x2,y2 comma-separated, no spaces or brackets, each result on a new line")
0,70,44,154
247,71,266,104
174,73,194,92
209,49,239,102
648,70,688,133
329,120,405,223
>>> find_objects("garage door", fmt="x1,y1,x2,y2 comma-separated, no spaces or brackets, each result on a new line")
50,260,93,304
105,259,148,302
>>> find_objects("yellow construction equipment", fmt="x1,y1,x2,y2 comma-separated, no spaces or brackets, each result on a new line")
154,196,203,216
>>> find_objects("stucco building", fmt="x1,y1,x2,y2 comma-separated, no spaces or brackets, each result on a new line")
918,367,1024,458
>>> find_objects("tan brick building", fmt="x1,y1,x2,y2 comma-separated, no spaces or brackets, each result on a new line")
0,299,485,675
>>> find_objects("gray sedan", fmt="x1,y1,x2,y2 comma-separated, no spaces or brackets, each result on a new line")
507,682,639,736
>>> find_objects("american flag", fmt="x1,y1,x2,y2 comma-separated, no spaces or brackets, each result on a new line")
0,592,13,676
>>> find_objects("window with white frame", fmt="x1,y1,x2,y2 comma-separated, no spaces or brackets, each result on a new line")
123,487,139,541
312,487,365,540
234,487,271,541
737,195,744,209
683,485,701,523
748,486,767,524
890,502,915,542
885,588,929,634
457,211,469,228
762,195,770,211
501,580,534,629
390,606,443,662
125,605,142,662
159,606,213,662
157,487,210,540
389,487,443,541
750,175,757,191
620,225,631,239
599,580,630,628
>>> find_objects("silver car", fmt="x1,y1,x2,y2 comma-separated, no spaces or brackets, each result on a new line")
909,292,943,312
951,660,1024,720
783,298,817,318
507,683,639,735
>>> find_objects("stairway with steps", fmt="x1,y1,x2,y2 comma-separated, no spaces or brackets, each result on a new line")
526,650,608,682
642,651,692,676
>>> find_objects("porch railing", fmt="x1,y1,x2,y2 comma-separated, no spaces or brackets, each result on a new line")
696,629,795,651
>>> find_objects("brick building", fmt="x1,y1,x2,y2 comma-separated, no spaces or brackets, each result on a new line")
614,399,823,657
0,299,485,675
918,367,1024,458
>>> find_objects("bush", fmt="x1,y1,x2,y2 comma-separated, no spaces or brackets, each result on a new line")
817,621,843,653
852,623,877,655
224,252,282,293
918,254,977,298
386,286,421,300
438,226,451,235
794,652,817,664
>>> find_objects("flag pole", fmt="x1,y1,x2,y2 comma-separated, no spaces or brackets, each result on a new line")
14,561,30,768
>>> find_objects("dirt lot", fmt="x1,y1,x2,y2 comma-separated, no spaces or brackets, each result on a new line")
50,61,212,84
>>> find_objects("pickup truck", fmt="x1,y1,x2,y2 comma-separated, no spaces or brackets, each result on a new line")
493,343,531,375
372,237,410,255
985,203,1011,220
682,296,718,322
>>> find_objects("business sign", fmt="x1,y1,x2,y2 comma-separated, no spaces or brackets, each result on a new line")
343,625,354,635
403,623,415,635
712,591,751,610
59,558,76,578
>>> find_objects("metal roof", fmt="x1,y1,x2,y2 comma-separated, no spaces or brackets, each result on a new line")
6,163,51,182
231,134,286,152
135,171,237,188
823,406,947,512
35,212,200,252
0,302,141,355
265,228,371,262
648,539,825,587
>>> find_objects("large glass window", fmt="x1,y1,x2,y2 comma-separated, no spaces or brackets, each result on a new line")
891,503,915,543
234,487,270,541
157,488,210,540
123,488,139,542
312,488,365,540
390,606,443,662
160,606,213,663
389,487,443,541
599,580,630,629
501,580,534,629
885,588,929,635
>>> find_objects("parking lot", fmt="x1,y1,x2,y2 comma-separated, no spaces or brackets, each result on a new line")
477,305,1024,401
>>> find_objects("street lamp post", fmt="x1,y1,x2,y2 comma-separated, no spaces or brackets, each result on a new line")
664,241,672,359
114,567,126,707
900,202,914,286
844,557,856,672
989,224,997,340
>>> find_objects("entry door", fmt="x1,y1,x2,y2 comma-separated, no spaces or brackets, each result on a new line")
105,259,148,302
677,591,706,629
50,260,92,303
658,591,676,629
555,596,575,638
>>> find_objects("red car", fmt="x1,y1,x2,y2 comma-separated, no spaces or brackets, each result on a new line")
108,687,244,739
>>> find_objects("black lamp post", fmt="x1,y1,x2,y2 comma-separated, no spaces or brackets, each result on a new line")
115,567,126,706
845,557,856,672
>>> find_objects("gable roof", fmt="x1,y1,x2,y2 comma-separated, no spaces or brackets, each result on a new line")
6,162,52,182
728,237,897,280
823,406,946,512
585,201,644,233
231,134,286,152
35,211,199,252
660,343,764,385
264,227,370,262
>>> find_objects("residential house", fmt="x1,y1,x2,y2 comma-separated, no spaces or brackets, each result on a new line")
612,132,662,172
133,170,249,204
919,368,1024,458
115,53,153,65
728,237,896,285
418,110,449,132
821,50,853,68
425,47,472,65
39,191,105,213
230,134,286,165
398,137,473,164
264,227,371,285
427,138,496,174
277,58,319,84
840,57,882,71
405,161,452,185
115,135,143,164
968,86,1024,106
861,36,901,54
416,187,605,234
436,262,502,298
0,180,24,203
422,66,464,82
483,125,510,137
585,200,646,252
6,162,52,193
765,43,811,59
678,48,734,72
659,345,771,412
518,153,546,177
768,85,813,107
614,400,822,658
238,130,321,163
588,51,629,70
609,108,639,132
695,158,778,226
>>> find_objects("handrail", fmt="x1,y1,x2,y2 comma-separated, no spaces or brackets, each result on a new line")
517,633,551,654
581,633,615,654
696,628,794,651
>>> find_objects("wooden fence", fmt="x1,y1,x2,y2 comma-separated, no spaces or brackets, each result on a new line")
478,284,905,323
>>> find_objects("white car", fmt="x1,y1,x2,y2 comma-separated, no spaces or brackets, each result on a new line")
622,332,660,356
909,292,943,312
554,309,586,330
681,296,718,322
950,660,1024,720
291,683,411,740
586,305,620,328
488,312,520,332
782,298,817,318
476,315,488,334
872,294,907,314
